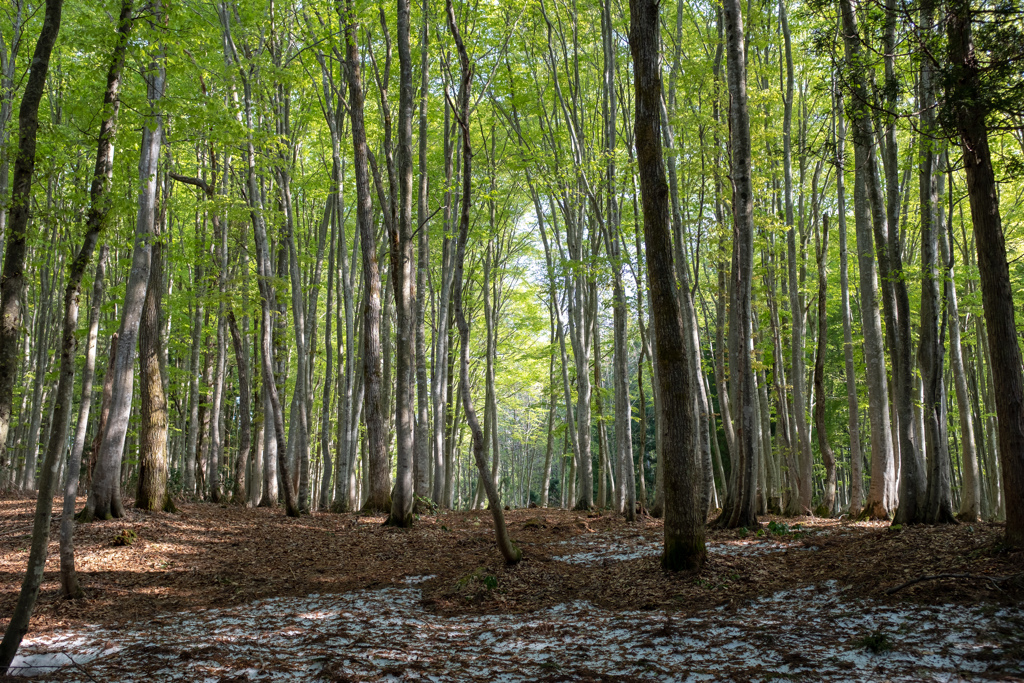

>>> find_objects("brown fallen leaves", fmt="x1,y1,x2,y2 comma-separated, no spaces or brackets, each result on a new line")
0,494,1020,639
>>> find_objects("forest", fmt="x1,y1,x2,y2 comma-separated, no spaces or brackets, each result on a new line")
0,0,1023,677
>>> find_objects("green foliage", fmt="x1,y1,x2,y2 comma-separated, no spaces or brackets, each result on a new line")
111,528,138,547
853,629,893,654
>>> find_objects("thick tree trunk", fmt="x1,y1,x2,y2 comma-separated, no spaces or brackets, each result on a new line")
386,0,417,527
136,225,171,512
948,0,1024,547
629,0,706,569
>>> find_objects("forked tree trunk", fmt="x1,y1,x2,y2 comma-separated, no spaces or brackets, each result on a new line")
716,0,759,531
916,0,956,525
84,18,165,523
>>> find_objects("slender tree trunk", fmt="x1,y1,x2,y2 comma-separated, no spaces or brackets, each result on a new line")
446,0,520,563
0,0,62,488
834,92,864,517
85,17,165,522
780,0,812,513
228,311,252,504
344,0,390,514
413,0,431,509
943,172,979,521
60,245,107,597
813,214,836,515
715,0,759,530
838,0,897,519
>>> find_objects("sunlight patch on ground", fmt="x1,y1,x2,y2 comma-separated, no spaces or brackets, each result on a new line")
10,581,1020,681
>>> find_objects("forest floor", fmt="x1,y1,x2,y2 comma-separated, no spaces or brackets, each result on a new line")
0,495,1022,681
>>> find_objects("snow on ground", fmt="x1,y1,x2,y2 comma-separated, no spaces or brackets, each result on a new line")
10,578,1021,681
552,531,821,564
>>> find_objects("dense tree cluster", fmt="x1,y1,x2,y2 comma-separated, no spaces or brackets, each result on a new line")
1,0,1023,665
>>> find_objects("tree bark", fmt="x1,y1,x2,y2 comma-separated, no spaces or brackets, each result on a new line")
838,0,897,519
0,0,62,490
947,0,1024,547
228,311,252,504
84,16,165,522
715,0,759,530
446,0,520,563
629,0,706,569
136,218,171,512
344,0,391,514
813,214,836,515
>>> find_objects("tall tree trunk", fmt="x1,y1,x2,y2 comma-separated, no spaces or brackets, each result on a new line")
943,169,979,521
413,0,431,509
217,4,298,517
838,0,897,519
386,0,417,527
136,214,171,512
813,214,836,515
0,0,62,487
834,92,864,517
208,214,228,504
431,99,455,507
60,246,107,598
344,0,390,514
916,0,956,525
716,0,759,530
446,0,520,563
84,15,165,522
947,0,1024,547
629,0,706,569
228,311,252,504
780,0,812,513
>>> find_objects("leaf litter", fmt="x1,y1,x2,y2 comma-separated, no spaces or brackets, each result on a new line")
0,496,1021,681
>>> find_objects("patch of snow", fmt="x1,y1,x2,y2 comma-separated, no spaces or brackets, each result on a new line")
12,580,1021,682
